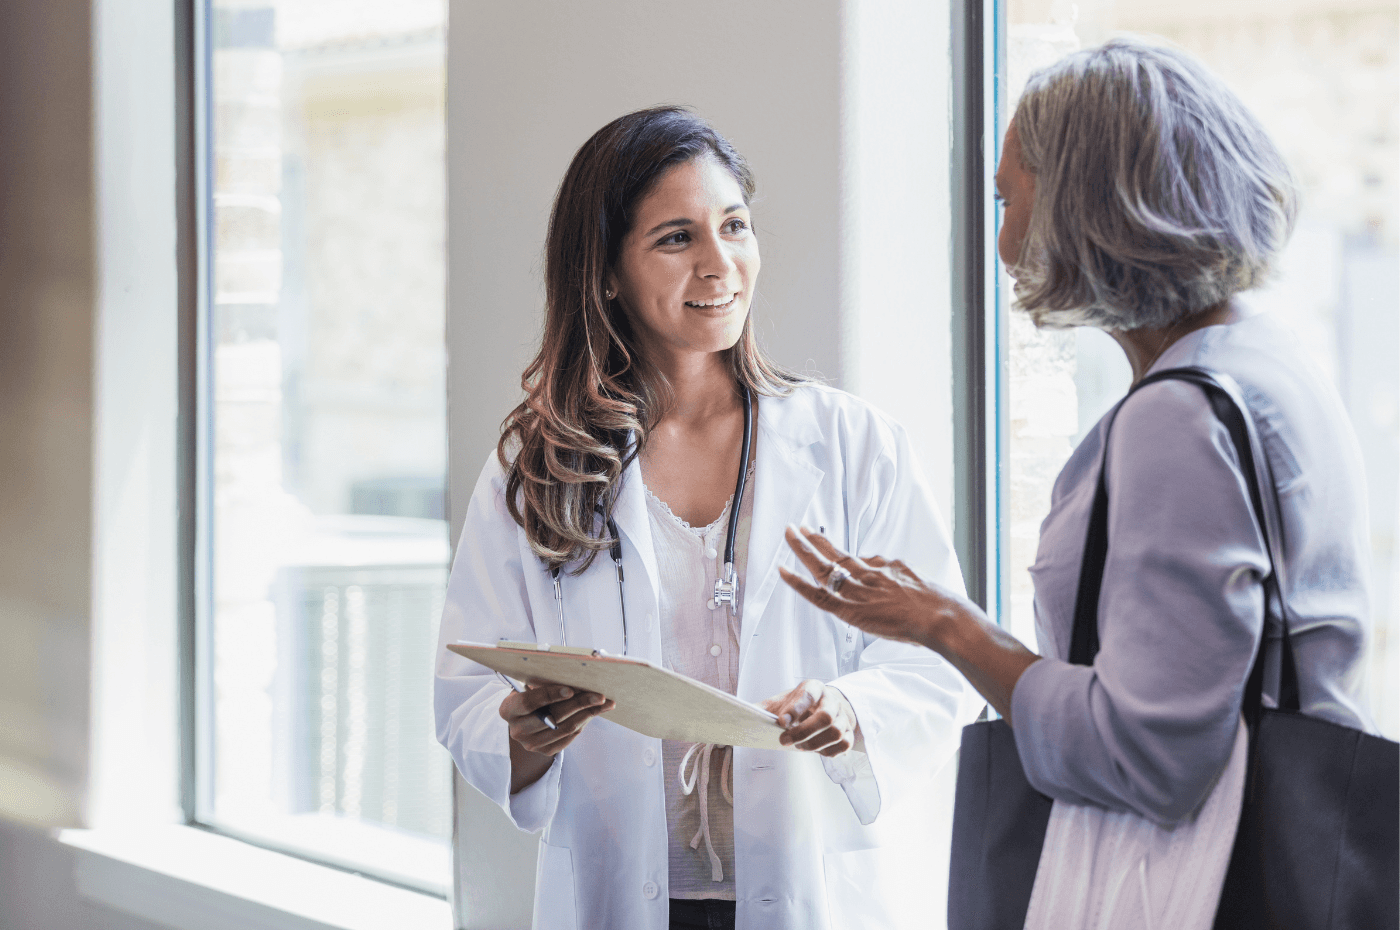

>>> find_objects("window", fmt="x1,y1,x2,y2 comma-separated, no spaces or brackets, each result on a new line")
997,0,1399,738
200,0,452,892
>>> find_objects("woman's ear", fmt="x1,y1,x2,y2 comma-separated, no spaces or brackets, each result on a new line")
603,271,620,303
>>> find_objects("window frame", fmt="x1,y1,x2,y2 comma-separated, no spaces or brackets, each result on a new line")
183,0,211,832
950,0,1008,623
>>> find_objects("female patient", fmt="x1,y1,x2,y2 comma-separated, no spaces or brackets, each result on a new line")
782,38,1375,928
434,107,977,930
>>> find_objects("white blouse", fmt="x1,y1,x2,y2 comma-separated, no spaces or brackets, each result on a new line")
645,457,755,901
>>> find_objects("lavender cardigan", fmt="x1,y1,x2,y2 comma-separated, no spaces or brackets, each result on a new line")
1010,310,1375,825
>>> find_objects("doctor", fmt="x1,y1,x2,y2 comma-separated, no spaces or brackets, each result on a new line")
435,106,978,930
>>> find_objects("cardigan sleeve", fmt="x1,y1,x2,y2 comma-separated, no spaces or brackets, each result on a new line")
1011,381,1271,825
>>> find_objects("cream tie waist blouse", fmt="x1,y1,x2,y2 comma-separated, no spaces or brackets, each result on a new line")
645,459,754,900
677,742,734,882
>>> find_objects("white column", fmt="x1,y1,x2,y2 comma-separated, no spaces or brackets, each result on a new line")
89,0,183,828
840,0,957,519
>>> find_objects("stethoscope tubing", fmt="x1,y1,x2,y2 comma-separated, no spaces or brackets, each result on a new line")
547,386,753,656
724,386,753,576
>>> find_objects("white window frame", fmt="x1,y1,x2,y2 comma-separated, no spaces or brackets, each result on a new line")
950,0,1005,620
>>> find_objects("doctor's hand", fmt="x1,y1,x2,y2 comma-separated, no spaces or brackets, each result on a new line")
501,683,614,794
762,679,864,757
501,683,615,756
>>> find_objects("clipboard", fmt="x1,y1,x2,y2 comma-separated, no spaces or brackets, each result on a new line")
447,640,792,751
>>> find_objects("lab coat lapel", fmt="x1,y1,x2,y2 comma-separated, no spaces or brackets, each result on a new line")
739,395,823,667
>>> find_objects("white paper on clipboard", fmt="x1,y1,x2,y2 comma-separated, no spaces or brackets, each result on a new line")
446,640,792,751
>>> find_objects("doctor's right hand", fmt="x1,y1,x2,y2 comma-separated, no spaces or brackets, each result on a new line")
500,683,615,757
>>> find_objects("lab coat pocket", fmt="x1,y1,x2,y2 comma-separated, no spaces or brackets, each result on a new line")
822,843,927,930
534,841,578,930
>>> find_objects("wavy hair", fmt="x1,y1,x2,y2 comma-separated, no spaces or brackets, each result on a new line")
499,106,804,572
1010,37,1298,330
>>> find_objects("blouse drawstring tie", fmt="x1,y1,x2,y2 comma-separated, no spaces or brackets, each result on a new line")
678,742,734,882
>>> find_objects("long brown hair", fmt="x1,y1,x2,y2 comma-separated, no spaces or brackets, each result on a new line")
499,106,803,572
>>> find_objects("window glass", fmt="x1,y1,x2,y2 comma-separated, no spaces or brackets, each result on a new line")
1001,0,1398,737
206,0,451,891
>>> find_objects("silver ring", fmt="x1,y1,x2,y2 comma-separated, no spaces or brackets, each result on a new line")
826,564,852,594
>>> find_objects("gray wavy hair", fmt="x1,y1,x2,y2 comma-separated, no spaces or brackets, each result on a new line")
1010,37,1298,330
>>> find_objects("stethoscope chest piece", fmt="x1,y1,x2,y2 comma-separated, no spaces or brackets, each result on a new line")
713,567,739,613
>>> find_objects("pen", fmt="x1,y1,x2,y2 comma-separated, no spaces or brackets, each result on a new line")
495,671,558,730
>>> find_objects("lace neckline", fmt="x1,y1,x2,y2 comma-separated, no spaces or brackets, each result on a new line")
643,460,756,538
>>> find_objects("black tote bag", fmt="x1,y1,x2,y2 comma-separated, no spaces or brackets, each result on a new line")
947,367,1399,930
947,715,1053,928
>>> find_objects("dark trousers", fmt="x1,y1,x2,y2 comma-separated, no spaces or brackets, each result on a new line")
668,898,737,930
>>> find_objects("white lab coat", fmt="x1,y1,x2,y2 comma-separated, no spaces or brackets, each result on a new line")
435,383,979,930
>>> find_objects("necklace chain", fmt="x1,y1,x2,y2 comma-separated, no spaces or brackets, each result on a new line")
1138,318,1187,378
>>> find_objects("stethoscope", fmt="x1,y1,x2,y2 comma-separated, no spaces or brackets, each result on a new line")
547,386,753,656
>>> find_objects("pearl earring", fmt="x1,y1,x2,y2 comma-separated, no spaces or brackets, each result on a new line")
605,290,615,300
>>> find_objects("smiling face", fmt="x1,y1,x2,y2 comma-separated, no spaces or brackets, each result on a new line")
607,155,759,366
995,122,1037,271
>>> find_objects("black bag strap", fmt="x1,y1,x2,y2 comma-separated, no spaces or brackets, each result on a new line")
1068,366,1300,723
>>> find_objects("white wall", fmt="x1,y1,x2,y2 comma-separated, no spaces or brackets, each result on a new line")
447,2,844,511
447,1,957,524
446,2,957,925
445,0,958,544
841,0,957,519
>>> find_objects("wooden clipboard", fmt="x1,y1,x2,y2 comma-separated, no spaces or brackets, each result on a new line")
446,640,792,751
